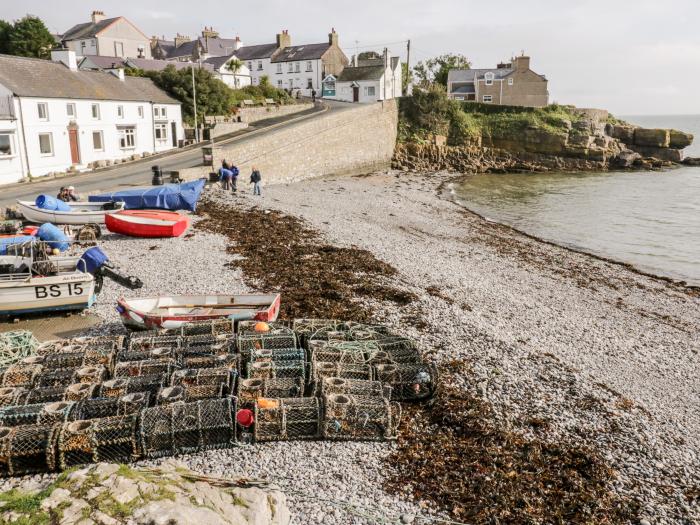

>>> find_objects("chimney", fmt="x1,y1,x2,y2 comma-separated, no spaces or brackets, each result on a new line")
329,28,339,47
108,68,125,81
234,36,243,51
276,30,291,50
51,49,78,71
201,26,219,39
174,33,191,48
513,55,530,72
91,10,106,24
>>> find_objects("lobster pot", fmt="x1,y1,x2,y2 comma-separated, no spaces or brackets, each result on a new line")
127,335,182,352
181,354,238,371
82,348,117,372
373,363,438,401
158,383,224,404
172,368,233,390
250,348,305,366
237,332,298,364
117,348,174,363
320,377,392,399
43,352,85,370
25,386,65,405
0,403,45,427
118,392,150,415
114,359,176,378
2,362,42,387
127,330,168,341
75,336,125,353
373,337,422,363
0,387,27,407
38,401,75,426
248,360,305,381
254,397,321,442
74,366,108,385
307,327,351,348
322,394,401,441
0,424,59,476
32,368,79,388
310,343,369,365
70,398,119,421
237,378,304,405
156,386,185,405
64,383,98,402
182,335,235,356
140,398,235,458
309,362,373,391
36,340,84,355
99,375,165,403
58,415,139,469
180,319,233,337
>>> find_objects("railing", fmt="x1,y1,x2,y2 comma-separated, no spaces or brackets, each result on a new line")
0,96,15,119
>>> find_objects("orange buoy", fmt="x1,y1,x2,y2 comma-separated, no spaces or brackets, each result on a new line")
257,398,279,410
254,322,270,332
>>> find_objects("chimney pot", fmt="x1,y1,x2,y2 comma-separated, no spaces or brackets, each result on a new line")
91,10,106,24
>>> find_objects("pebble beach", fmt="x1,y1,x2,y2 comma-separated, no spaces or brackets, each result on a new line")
3,170,699,524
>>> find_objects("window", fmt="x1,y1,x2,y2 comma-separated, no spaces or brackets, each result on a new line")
138,106,144,118
153,107,160,118
154,106,167,120
37,103,48,120
118,127,136,149
257,61,262,71
277,80,282,88
66,103,76,118
365,86,376,97
91,104,100,119
92,131,104,151
508,78,514,86
247,62,252,72
484,72,494,86
307,78,313,89
288,62,294,73
295,62,300,73
160,107,167,118
483,95,493,103
38,133,53,155
306,61,313,72
0,133,13,156
155,123,168,142
81,41,86,52
117,105,124,118
276,64,282,74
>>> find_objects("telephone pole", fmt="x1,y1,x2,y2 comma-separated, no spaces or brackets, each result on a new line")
191,65,199,142
405,39,411,96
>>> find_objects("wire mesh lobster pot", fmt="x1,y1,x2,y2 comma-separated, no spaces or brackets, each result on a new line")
291,319,342,349
372,337,423,363
57,415,139,469
322,394,401,441
24,386,65,405
0,401,73,427
320,377,392,399
0,424,59,476
1,360,42,387
309,362,373,392
180,353,238,371
63,383,98,402
238,320,292,335
41,352,84,370
254,397,321,442
99,375,165,403
171,368,233,392
32,367,79,389
69,398,120,421
180,319,233,337
181,335,235,357
157,386,186,405
0,387,27,407
74,366,108,385
310,342,370,365
117,347,174,363
114,358,177,378
373,363,438,401
248,360,305,381
237,378,304,405
127,335,182,352
345,322,393,339
237,332,298,365
139,398,235,458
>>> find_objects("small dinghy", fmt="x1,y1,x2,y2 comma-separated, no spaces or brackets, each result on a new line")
105,210,190,238
17,200,125,225
117,293,281,330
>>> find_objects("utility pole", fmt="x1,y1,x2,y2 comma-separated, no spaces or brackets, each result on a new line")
405,39,411,96
191,65,199,142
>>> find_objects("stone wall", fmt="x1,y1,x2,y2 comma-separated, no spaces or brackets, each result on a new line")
183,101,398,184
236,103,314,123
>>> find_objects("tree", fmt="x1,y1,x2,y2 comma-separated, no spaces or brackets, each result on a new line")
0,20,12,54
225,58,244,88
8,15,55,59
402,63,413,96
413,53,471,88
358,51,381,60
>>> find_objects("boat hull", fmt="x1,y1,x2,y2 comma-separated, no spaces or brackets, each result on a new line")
17,201,125,225
105,210,190,238
117,293,281,330
0,273,96,316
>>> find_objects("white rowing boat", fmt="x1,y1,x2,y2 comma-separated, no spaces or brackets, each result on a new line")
17,200,125,225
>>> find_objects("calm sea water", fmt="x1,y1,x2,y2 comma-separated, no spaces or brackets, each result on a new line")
450,115,700,285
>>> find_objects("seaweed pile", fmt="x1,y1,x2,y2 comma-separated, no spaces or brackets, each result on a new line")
197,199,415,321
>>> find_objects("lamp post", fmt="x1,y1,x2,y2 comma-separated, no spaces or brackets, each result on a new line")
191,65,199,142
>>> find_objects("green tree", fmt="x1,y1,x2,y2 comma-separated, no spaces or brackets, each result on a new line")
0,19,12,54
358,51,381,60
8,15,55,59
413,53,471,88
402,63,413,96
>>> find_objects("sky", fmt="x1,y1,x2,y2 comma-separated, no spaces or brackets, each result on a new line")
4,0,699,115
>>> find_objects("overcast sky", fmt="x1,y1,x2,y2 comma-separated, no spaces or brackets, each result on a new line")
4,0,699,115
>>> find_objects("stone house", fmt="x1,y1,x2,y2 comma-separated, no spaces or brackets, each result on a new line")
0,51,183,185
329,49,402,103
447,55,548,107
61,11,151,59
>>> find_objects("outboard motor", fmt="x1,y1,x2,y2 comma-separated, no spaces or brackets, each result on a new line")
78,247,143,292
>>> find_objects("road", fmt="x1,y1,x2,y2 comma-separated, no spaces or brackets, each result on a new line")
0,101,346,208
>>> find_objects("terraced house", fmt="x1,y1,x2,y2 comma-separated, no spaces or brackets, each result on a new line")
60,10,151,59
447,55,549,107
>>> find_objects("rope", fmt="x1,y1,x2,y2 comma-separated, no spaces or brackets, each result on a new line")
0,330,38,367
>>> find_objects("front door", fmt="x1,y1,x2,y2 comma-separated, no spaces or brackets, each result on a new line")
171,122,177,147
353,86,359,103
68,128,80,165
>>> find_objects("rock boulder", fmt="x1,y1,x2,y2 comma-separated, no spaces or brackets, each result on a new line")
634,128,670,148
669,130,693,149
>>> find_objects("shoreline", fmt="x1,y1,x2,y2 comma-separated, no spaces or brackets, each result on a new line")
438,173,700,294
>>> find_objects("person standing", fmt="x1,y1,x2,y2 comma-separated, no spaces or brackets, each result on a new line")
250,166,262,196
66,186,79,201
311,89,317,103
219,160,232,190
230,164,240,193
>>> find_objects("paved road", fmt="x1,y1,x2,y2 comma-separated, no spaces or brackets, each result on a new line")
0,101,347,208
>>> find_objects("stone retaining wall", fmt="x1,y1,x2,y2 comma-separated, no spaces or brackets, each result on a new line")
237,103,314,123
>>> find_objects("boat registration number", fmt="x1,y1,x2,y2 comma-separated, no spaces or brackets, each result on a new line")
34,283,86,299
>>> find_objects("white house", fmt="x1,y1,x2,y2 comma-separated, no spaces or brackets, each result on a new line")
331,50,402,103
0,51,183,185
203,56,252,89
61,11,151,59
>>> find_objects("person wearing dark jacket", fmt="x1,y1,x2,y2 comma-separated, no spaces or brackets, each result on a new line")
250,167,262,196
230,165,240,193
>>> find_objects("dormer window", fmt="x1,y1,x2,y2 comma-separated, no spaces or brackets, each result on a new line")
484,72,494,86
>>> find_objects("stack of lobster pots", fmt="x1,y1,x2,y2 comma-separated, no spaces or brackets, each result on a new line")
0,318,437,477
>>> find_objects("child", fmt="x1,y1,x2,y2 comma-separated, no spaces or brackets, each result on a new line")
219,160,233,190
250,167,262,196
230,164,240,193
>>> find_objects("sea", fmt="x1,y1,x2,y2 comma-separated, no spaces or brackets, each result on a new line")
449,115,700,286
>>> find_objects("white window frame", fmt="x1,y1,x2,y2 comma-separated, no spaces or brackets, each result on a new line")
160,107,167,118
277,80,282,88
365,86,376,97
118,127,136,150
138,106,144,118
306,61,313,72
37,102,48,121
257,61,263,71
66,103,76,118
483,95,493,103
81,41,86,52
38,132,53,156
295,62,300,73
0,133,14,157
247,62,252,72
484,73,494,86
276,64,282,74
92,131,104,151
117,105,124,118
91,103,100,120
155,123,168,142
287,62,294,73
508,78,514,86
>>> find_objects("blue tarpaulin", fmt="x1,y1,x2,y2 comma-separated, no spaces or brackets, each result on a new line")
88,179,206,212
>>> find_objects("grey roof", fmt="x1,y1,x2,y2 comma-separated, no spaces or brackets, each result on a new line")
165,37,241,59
127,57,214,72
233,43,279,60
356,56,401,69
153,39,176,56
452,84,475,94
0,54,179,104
337,65,385,82
447,68,513,84
62,17,121,41
271,43,330,63
167,40,199,59
202,55,235,70
78,55,127,70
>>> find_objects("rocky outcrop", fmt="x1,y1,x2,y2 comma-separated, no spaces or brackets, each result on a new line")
0,461,291,525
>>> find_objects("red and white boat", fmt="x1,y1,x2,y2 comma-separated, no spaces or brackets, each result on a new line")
105,210,190,238
117,293,281,330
